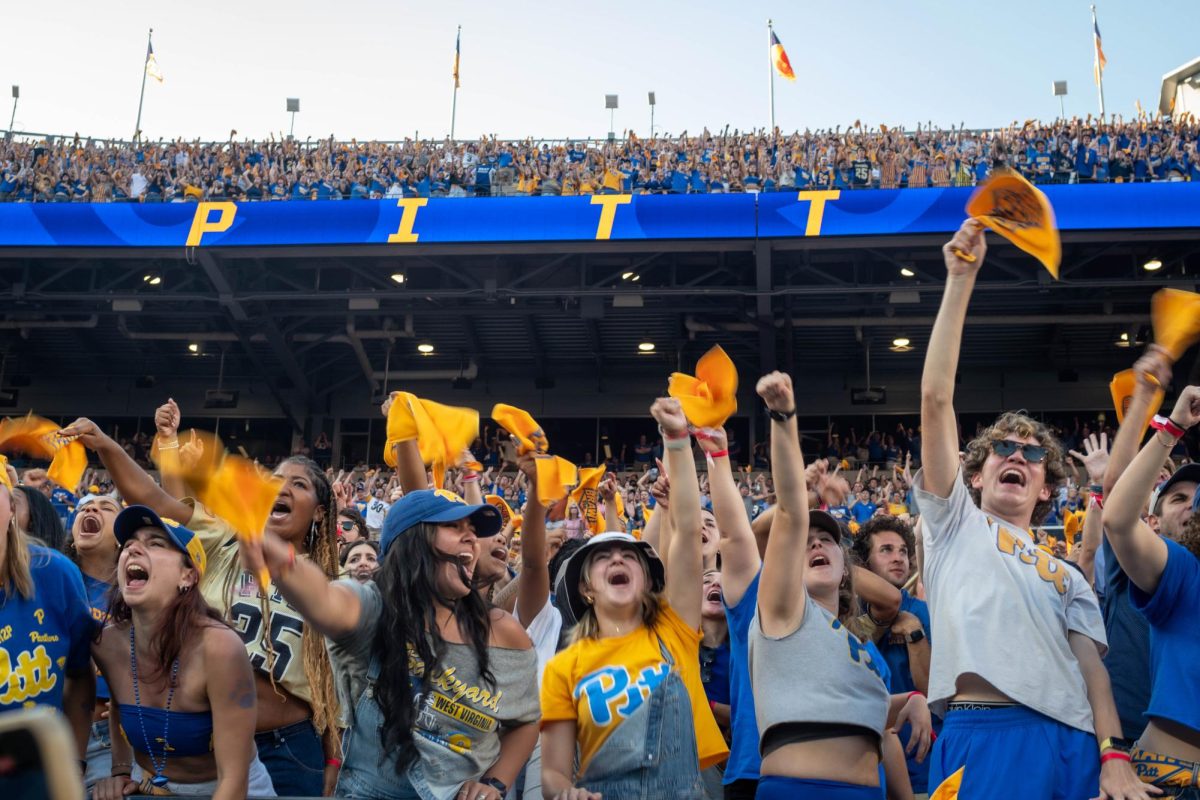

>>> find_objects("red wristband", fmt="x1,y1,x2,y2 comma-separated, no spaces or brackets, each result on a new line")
907,690,924,699
661,428,689,441
709,700,717,711
1151,414,1186,439
707,449,729,459
1100,751,1131,764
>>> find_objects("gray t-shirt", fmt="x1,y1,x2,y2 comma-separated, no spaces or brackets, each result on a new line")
913,469,1106,732
327,580,540,798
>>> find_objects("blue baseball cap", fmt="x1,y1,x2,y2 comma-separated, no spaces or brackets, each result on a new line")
380,489,502,556
113,504,207,576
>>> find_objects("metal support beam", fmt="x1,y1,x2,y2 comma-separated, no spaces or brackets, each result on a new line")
755,242,777,373
195,251,309,431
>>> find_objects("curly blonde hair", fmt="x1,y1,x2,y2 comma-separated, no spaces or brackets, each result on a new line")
961,411,1068,525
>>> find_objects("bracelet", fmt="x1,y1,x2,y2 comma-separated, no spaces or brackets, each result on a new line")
1100,750,1131,764
658,425,689,441
279,544,297,577
707,449,729,459
157,441,179,450
325,758,343,768
907,690,925,699
664,438,690,451
461,474,480,482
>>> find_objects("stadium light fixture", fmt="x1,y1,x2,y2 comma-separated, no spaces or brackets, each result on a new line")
899,267,915,278
890,336,913,353
187,343,200,354
1143,258,1163,272
1115,332,1131,348
390,272,406,284
638,342,655,352
417,343,435,355
142,272,162,285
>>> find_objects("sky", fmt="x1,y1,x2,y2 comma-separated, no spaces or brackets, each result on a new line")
1,1,1195,143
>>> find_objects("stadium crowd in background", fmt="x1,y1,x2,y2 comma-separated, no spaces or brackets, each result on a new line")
3,222,1200,800
2,114,1199,203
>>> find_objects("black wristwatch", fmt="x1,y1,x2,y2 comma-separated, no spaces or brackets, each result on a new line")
906,629,926,644
482,777,508,795
766,406,796,422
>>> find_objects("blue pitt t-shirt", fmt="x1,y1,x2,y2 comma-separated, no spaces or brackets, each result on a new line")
1100,534,1151,740
1130,539,1200,735
0,547,95,712
723,570,761,784
878,590,937,794
81,572,113,700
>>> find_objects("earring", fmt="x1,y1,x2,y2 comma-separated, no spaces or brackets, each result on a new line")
177,584,190,594
584,595,593,605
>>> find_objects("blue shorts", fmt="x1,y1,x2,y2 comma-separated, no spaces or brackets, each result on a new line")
756,774,882,799
928,705,1099,800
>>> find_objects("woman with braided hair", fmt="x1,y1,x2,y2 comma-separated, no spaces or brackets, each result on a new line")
59,412,344,797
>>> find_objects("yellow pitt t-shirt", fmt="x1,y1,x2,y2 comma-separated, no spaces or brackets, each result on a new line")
540,603,728,774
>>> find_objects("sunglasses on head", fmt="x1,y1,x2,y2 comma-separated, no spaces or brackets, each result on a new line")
339,520,357,532
991,439,1048,463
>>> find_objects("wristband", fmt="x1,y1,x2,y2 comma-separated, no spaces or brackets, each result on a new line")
664,438,690,451
1150,414,1186,439
325,758,342,768
1091,493,1104,509
658,425,689,441
157,440,179,451
707,449,729,459
907,690,925,699
1100,751,1131,764
460,474,480,482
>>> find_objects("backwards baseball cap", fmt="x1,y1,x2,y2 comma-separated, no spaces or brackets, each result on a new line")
113,504,206,577
553,531,666,628
1149,463,1200,516
380,489,502,556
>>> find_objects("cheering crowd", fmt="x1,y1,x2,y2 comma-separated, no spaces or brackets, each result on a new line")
1,222,1198,800
2,114,1199,202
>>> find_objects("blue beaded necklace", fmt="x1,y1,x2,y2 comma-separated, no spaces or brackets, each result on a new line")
129,625,180,788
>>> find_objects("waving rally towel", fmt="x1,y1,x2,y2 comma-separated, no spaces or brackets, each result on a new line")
384,391,479,489
1151,288,1200,362
955,168,1061,279
485,494,522,533
568,466,607,534
668,345,738,429
158,429,283,591
0,414,87,494
1109,368,1164,437
491,404,578,502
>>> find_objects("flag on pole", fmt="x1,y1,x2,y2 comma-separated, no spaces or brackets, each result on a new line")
770,30,795,81
453,28,461,88
145,40,163,83
1092,17,1107,85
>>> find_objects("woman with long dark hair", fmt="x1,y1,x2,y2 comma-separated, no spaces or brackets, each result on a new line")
13,483,66,550
89,505,271,798
237,488,540,800
59,413,344,797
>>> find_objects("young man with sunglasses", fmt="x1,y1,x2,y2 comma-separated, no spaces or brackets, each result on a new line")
915,220,1151,800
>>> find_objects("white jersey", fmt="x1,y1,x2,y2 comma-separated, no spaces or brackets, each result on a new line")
913,469,1106,733
364,497,390,530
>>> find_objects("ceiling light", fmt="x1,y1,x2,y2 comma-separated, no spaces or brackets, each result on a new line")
892,337,910,348
142,273,162,285
390,272,406,284
417,343,435,354
187,343,200,353
1143,258,1162,272
899,267,915,278
1115,332,1132,348
638,342,655,352
621,272,633,280
630,274,640,281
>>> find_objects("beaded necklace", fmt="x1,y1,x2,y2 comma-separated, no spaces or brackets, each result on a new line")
129,625,180,788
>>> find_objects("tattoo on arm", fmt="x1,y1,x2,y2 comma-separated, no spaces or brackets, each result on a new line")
230,676,255,709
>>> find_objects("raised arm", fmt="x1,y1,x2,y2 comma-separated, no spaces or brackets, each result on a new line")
514,455,549,627
58,417,194,525
651,398,703,630
153,399,191,500
920,219,986,498
756,371,810,635
1102,348,1169,497
382,394,430,493
1067,433,1110,586
1106,384,1200,593
697,426,760,605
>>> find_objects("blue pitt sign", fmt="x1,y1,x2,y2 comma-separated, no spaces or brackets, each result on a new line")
0,184,1196,248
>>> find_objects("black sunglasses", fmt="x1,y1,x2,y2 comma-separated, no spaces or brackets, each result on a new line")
991,440,1048,463
338,520,357,532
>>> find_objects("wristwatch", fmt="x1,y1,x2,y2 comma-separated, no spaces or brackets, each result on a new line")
1099,736,1133,754
482,777,508,795
766,406,797,422
906,629,926,644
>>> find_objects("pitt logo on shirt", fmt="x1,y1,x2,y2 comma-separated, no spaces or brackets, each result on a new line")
995,527,1068,595
574,663,670,726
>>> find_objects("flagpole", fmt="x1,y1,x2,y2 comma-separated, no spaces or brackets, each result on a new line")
767,19,775,132
450,25,461,141
133,28,152,143
1091,6,1106,119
